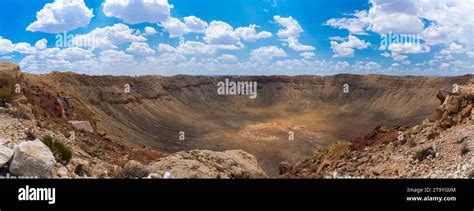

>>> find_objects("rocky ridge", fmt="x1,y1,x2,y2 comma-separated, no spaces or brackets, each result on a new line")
282,80,474,178
0,62,267,179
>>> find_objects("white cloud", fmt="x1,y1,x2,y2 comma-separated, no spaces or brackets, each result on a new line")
440,43,464,55
0,37,14,55
14,42,35,54
217,54,238,63
380,52,390,57
250,46,288,63
72,23,146,49
273,16,303,38
144,27,157,36
158,43,176,53
160,16,208,38
235,25,272,42
273,16,314,52
439,62,450,70
287,37,315,51
126,42,156,55
34,39,48,50
158,41,238,56
203,21,241,45
325,11,368,35
391,53,408,61
99,50,135,64
330,35,370,57
300,52,315,59
102,0,173,24
58,47,94,61
329,0,474,54
183,16,208,33
26,0,93,33
161,17,188,38
387,42,430,54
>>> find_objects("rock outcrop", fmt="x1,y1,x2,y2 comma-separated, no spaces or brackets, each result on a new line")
283,79,474,178
0,145,13,167
9,140,56,178
146,150,268,178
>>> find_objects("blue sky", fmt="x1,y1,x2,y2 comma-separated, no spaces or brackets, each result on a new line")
0,0,473,76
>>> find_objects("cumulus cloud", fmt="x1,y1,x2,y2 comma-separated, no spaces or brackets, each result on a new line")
126,42,156,55
273,16,314,52
250,46,288,63
144,27,157,36
14,42,35,54
26,0,93,33
235,25,272,42
160,16,208,38
300,52,315,59
287,37,315,51
387,42,430,54
330,35,370,57
273,16,303,38
217,54,238,63
203,21,241,46
328,0,474,56
34,39,48,50
161,17,188,38
102,0,173,24
0,37,14,55
325,11,368,35
72,23,146,49
440,43,464,55
183,16,208,33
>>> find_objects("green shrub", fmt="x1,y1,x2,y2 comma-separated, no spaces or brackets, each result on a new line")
41,135,72,163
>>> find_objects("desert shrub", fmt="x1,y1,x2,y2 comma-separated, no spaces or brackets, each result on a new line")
24,131,36,140
427,132,440,140
11,109,31,120
413,147,436,161
469,170,474,179
461,144,470,156
41,135,72,163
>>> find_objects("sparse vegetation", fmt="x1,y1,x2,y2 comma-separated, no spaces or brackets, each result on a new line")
427,132,440,140
41,135,72,163
24,130,36,140
461,144,470,156
11,109,32,120
413,147,436,161
469,170,474,179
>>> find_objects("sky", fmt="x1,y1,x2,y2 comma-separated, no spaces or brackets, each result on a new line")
0,0,473,76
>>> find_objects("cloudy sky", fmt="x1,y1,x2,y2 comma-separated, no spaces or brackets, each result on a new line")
0,0,473,76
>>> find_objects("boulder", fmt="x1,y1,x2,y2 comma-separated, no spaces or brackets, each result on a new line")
436,90,452,102
460,86,474,100
121,160,149,178
460,104,472,118
9,140,56,178
69,121,94,133
146,150,268,178
443,95,461,114
0,145,13,167
279,161,292,175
